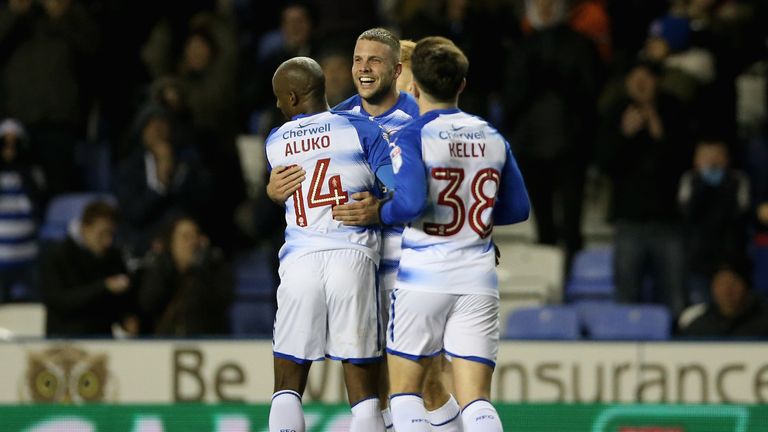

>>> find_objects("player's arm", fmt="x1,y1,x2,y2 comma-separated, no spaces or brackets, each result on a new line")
264,127,307,205
266,165,306,205
331,167,394,226
380,128,427,225
331,123,394,226
493,142,530,225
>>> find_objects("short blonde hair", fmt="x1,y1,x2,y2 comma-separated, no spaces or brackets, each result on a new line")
400,40,416,67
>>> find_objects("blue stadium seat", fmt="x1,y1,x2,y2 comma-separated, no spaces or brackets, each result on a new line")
229,300,274,337
565,279,615,301
566,247,614,301
233,249,277,299
38,193,117,242
505,306,580,340
572,299,617,338
570,247,613,283
583,304,671,340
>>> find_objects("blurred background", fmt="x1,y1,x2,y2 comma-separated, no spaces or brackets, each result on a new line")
0,0,767,430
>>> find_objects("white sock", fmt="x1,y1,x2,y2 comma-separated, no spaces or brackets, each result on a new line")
427,394,461,431
390,393,431,432
350,397,386,432
269,390,304,432
382,407,394,430
461,399,502,432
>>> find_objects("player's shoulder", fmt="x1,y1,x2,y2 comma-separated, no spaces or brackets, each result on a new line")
397,91,420,117
333,94,362,111
445,110,506,140
391,113,434,147
333,110,381,135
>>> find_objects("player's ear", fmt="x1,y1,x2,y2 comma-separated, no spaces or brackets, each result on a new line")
289,91,298,107
394,62,402,80
457,78,466,96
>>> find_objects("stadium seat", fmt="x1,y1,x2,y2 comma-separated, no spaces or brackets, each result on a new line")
583,304,671,341
573,299,625,337
566,247,615,301
38,193,117,242
569,247,613,283
496,242,565,302
504,306,580,340
233,249,277,299
0,303,45,339
565,279,615,301
229,300,274,337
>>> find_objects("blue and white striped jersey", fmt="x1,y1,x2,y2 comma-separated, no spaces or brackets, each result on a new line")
381,108,530,297
0,171,37,268
334,91,419,281
266,110,391,264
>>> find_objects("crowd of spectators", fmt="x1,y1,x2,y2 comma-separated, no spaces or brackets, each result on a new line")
0,0,766,338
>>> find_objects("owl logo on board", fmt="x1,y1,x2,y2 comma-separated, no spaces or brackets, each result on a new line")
19,345,118,403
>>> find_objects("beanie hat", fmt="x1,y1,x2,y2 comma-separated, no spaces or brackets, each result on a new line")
0,118,26,140
648,15,691,53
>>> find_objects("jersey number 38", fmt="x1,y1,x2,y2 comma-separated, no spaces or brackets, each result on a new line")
424,167,500,238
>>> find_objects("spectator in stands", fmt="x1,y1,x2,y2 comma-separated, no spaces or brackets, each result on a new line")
679,259,768,338
401,0,512,118
641,14,714,106
245,1,317,120
318,49,354,107
678,138,750,304
0,0,99,196
596,60,692,318
114,104,213,257
685,0,761,142
0,119,44,302
503,0,602,266
147,76,198,158
142,9,246,255
40,201,138,337
138,216,233,336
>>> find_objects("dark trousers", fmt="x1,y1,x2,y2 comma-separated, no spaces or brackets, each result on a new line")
614,221,687,318
518,155,586,264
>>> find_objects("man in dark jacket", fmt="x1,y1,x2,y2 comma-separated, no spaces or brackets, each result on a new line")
503,0,602,265
678,138,750,304
596,60,692,318
114,105,213,257
40,200,136,337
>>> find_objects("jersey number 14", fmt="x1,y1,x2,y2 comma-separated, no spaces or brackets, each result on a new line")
292,158,349,227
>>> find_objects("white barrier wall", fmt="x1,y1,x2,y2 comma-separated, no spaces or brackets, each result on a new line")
1,340,766,404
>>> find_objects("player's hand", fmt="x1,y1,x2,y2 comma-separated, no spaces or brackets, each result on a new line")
757,202,768,225
621,105,644,137
267,165,305,205
105,275,130,294
332,192,381,226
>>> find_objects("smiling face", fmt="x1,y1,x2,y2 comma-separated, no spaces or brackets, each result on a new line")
352,39,400,105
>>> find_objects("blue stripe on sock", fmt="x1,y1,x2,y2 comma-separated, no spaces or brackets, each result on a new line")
431,410,460,427
461,398,490,413
272,390,302,402
389,392,422,401
350,395,378,408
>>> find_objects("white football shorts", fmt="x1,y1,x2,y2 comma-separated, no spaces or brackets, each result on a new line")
386,289,499,368
273,249,383,363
